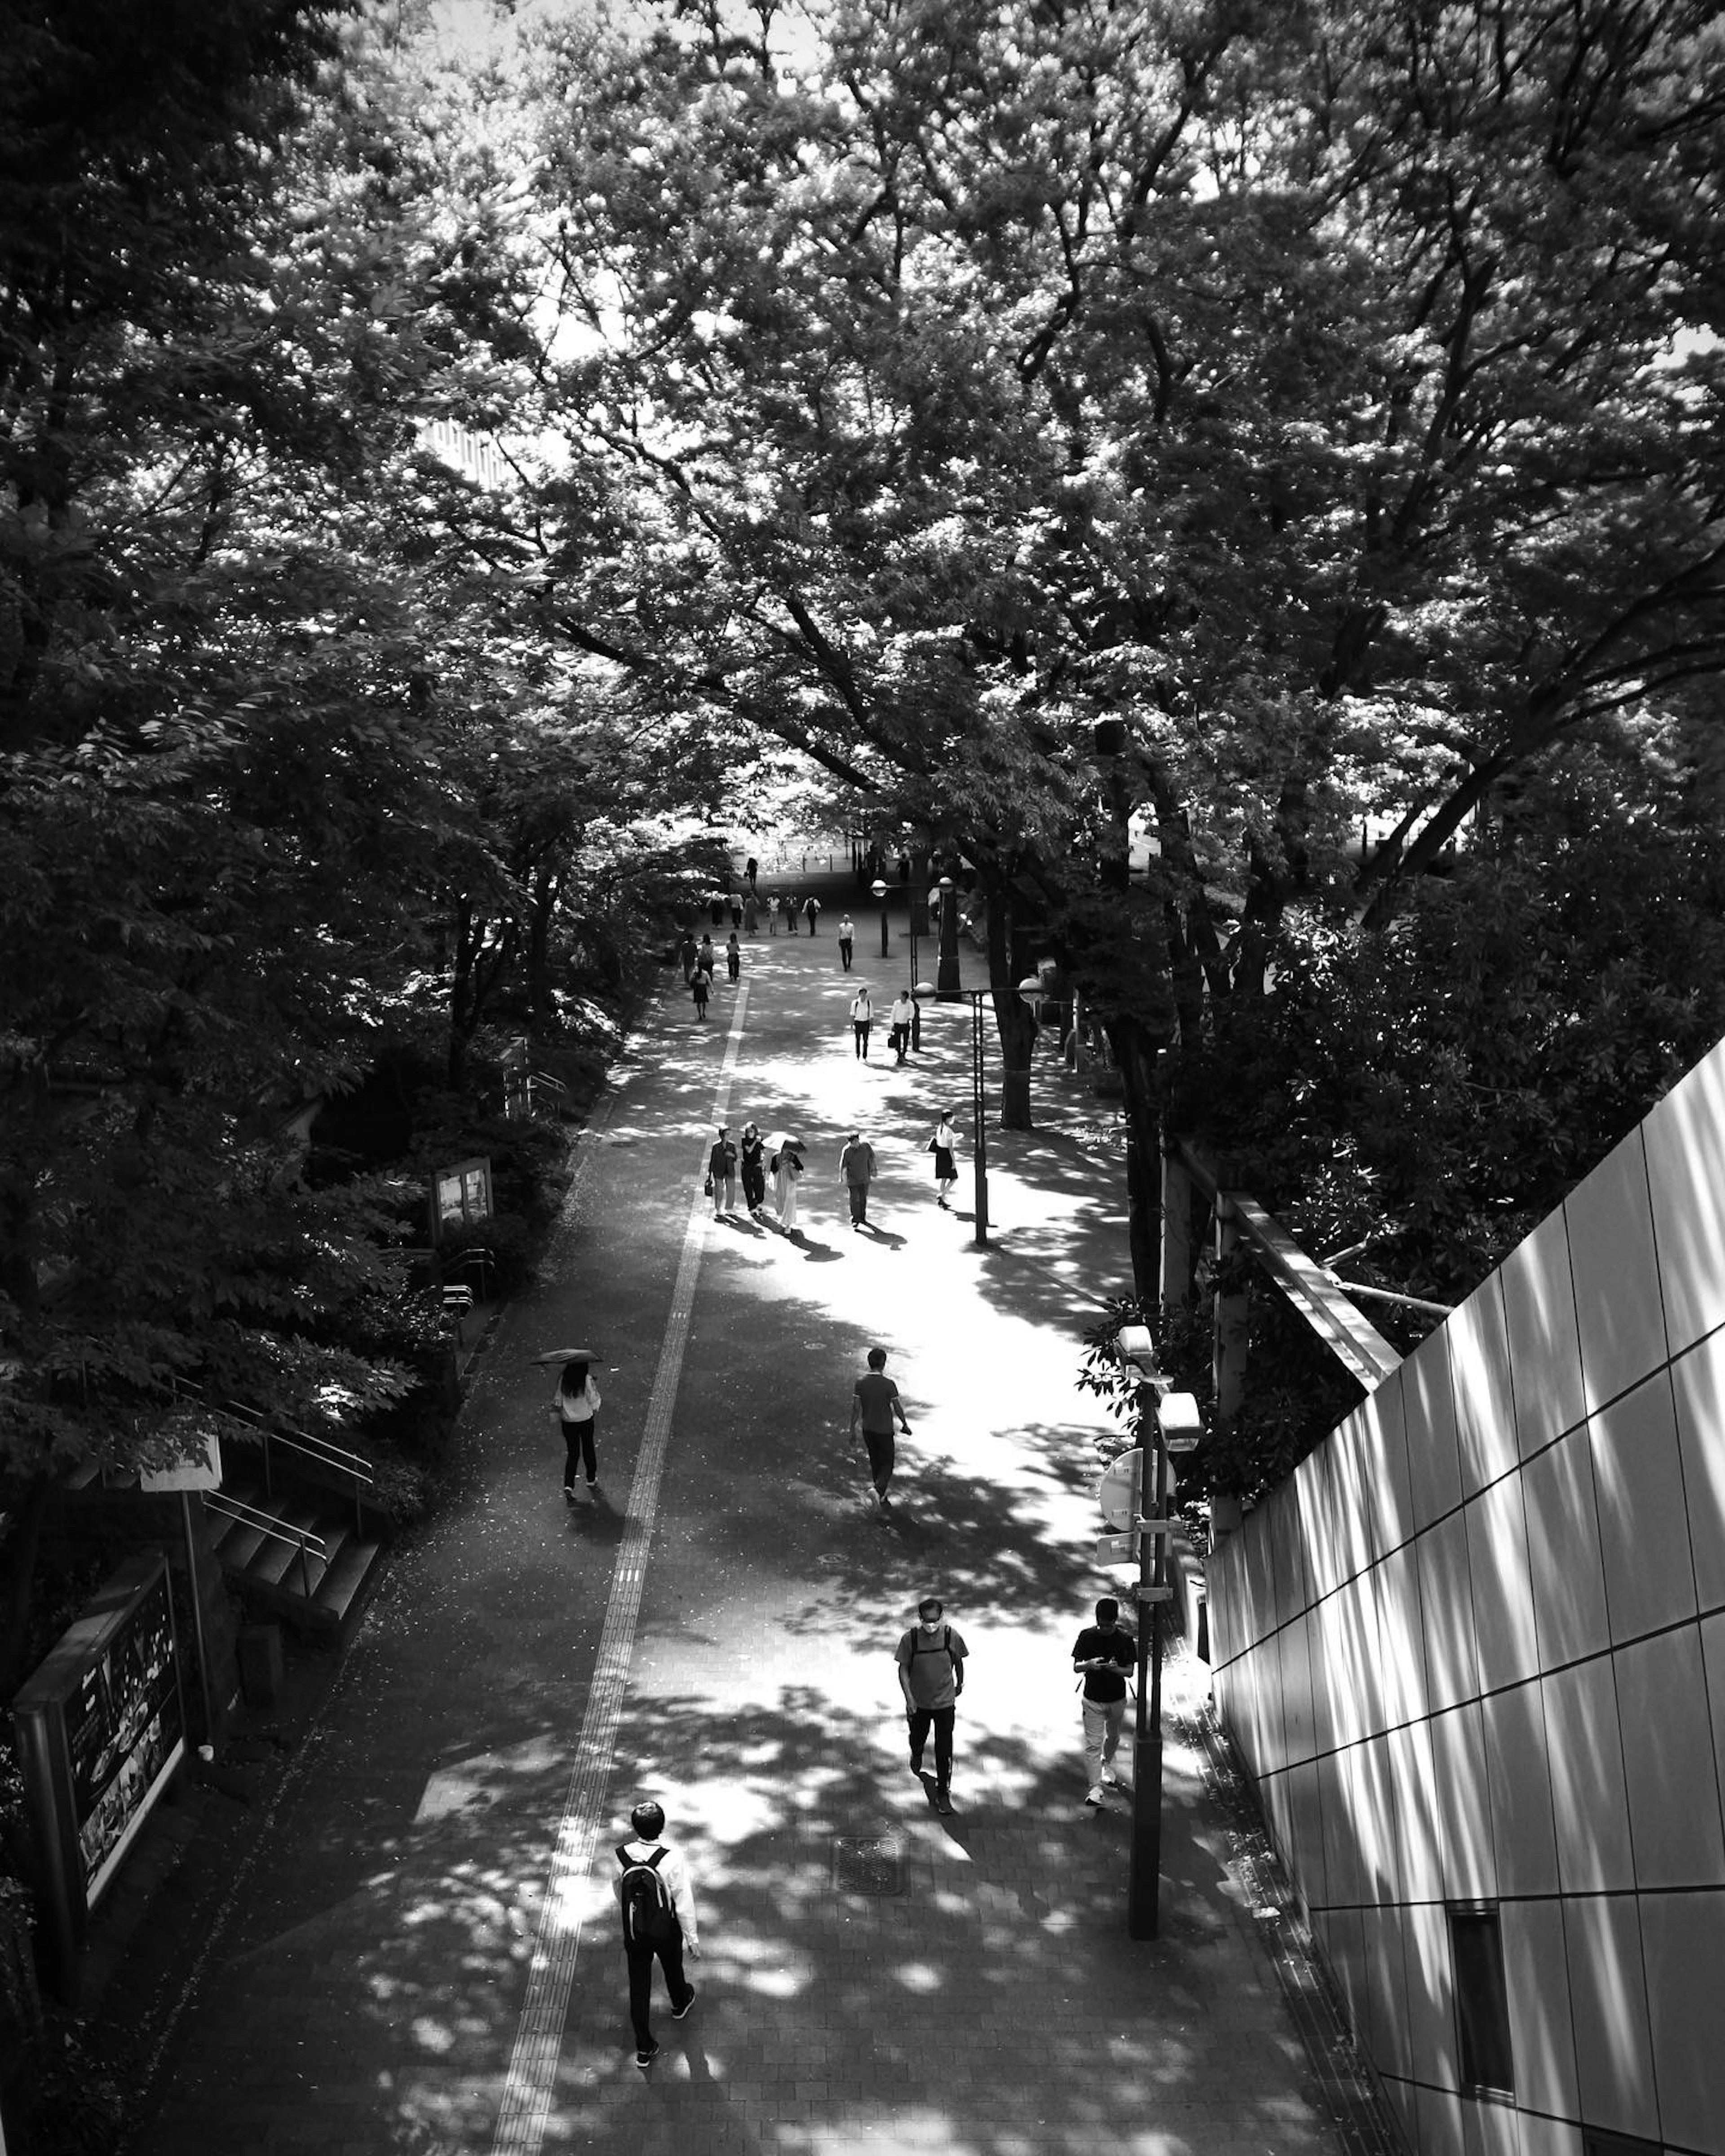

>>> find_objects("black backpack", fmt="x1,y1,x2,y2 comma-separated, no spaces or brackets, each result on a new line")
617,1842,678,1945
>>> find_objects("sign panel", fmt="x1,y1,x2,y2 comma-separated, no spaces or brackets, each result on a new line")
139,1436,221,1493
1095,1533,1139,1566
12,1554,186,1997
431,1156,493,1243
1096,1449,1142,1531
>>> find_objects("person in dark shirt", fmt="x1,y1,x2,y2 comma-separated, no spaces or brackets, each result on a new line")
851,1345,911,1507
1072,1596,1135,1807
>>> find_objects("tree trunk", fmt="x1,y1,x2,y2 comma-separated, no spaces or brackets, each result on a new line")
1108,1016,1167,1307
984,874,1035,1130
526,863,564,1019
447,895,478,1091
0,1473,52,1702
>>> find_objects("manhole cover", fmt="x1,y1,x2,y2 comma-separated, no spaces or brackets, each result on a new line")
832,1834,905,1895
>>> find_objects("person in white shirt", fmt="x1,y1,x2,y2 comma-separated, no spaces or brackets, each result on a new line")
837,914,856,969
555,1358,602,1502
849,986,872,1059
888,990,915,1063
614,1799,699,2067
929,1112,960,1208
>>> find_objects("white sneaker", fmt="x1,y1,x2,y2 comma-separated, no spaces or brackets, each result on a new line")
1085,1785,1106,1807
1100,1769,1121,1787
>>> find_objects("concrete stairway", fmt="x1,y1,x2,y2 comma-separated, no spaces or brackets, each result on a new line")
206,1479,384,1645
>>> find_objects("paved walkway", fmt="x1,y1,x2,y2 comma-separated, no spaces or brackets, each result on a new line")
124,883,1365,2156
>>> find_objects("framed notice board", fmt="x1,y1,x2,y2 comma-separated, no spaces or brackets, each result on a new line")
12,1551,186,1998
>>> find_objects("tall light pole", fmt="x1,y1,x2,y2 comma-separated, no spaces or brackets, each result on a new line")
871,876,890,959
915,980,987,1245
1113,1327,1200,1940
907,909,922,1051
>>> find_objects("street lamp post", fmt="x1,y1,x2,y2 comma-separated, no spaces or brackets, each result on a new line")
915,979,987,1245
871,876,890,959
908,909,922,1050
1112,1328,1201,1941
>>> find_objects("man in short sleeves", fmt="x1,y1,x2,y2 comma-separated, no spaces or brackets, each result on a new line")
1073,1596,1135,1806
852,1346,910,1506
895,1596,967,1812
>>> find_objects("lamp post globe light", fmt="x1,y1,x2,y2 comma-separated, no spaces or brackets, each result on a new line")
915,978,988,1245
871,876,890,959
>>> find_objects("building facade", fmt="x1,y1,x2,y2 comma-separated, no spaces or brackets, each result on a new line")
1210,1039,1725,2156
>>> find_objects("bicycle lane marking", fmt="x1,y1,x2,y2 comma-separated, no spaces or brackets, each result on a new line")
489,981,748,2156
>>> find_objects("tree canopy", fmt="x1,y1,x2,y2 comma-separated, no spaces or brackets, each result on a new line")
4,0,1725,1648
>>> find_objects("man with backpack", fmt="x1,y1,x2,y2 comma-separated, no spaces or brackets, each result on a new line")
895,1596,969,1815
614,1798,699,2068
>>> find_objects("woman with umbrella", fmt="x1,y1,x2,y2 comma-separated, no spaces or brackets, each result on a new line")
534,1348,604,1503
768,1132,806,1232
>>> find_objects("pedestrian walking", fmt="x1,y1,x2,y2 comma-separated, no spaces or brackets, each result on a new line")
851,1345,911,1508
849,985,872,1059
764,888,777,934
804,894,821,936
746,855,758,891
725,931,741,983
927,1109,959,1206
552,1356,602,1502
730,890,743,931
706,1126,738,1215
739,1122,767,1217
691,971,709,1022
838,1128,877,1228
678,930,698,983
697,932,716,978
781,892,798,934
1074,1596,1136,1807
895,1597,967,1813
743,891,759,935
888,989,914,1063
615,1798,699,2068
837,914,855,970
770,1134,805,1231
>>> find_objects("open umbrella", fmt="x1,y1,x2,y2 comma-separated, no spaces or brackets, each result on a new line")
530,1346,603,1366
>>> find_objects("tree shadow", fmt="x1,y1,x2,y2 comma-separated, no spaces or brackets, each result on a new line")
137,1671,1327,2155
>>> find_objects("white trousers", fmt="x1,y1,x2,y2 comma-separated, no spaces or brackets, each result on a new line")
1083,1696,1126,1785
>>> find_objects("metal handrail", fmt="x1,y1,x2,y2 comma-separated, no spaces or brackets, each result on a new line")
217,1398,374,1481
203,1492,328,1602
212,1398,374,1536
445,1244,496,1288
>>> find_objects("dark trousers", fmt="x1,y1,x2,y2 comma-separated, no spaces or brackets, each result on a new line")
907,1705,955,1783
847,1181,869,1223
625,1931,692,2050
863,1428,895,1495
562,1418,596,1486
853,1022,870,1058
839,937,853,969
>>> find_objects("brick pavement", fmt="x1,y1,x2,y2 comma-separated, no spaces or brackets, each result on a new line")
119,874,1381,2156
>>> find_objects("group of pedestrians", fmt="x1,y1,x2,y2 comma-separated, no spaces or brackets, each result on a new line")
706,1124,802,1226
846,985,917,1063
681,927,748,1021
619,1584,1134,2062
